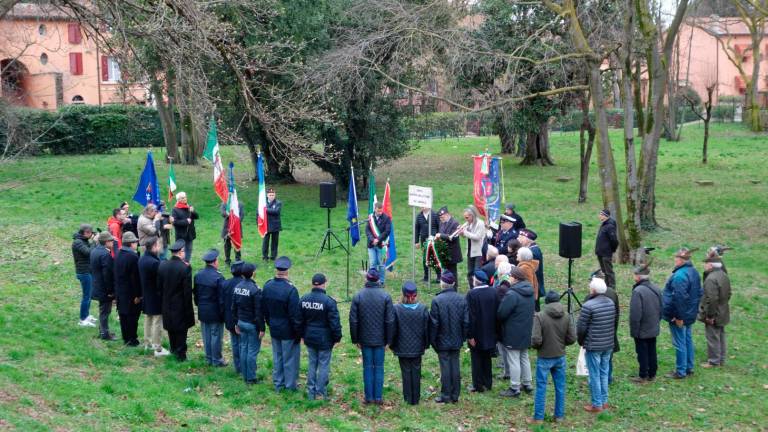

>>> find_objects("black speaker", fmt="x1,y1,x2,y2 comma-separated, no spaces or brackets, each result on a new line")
559,222,582,259
319,182,337,208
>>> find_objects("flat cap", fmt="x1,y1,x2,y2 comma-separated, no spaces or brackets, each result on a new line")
169,239,185,252
121,231,138,245
202,249,219,263
274,256,292,270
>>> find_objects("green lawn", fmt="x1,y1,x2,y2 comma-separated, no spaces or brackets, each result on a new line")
0,122,766,431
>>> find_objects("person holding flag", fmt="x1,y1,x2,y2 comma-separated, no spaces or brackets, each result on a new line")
366,202,391,286
171,192,199,261
261,188,282,261
221,164,244,265
382,180,398,274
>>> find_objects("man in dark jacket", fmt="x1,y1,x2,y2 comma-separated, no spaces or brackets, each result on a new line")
262,188,282,261
629,262,662,383
662,248,702,379
518,229,544,311
497,267,535,398
220,202,244,265
595,209,619,288
530,291,576,424
414,207,439,282
72,224,97,327
349,268,395,404
300,273,342,400
578,277,615,413
430,271,469,403
232,262,265,384
699,255,731,368
158,240,195,361
222,261,245,373
262,256,302,391
492,215,518,257
90,231,117,340
171,192,199,261
194,249,226,366
365,202,392,285
434,207,462,289
138,237,168,356
466,270,498,393
114,232,142,346
391,281,430,405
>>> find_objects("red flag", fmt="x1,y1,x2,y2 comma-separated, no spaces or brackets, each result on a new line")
227,162,242,250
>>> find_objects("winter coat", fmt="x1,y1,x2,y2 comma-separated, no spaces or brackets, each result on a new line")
390,303,430,358
157,256,195,332
266,199,282,232
517,259,540,300
595,218,619,257
466,284,498,351
107,216,123,250
300,288,342,351
629,279,662,339
193,265,225,323
114,247,142,315
232,278,265,330
171,206,199,242
531,302,576,358
662,261,702,325
497,280,535,349
577,294,615,351
72,232,94,274
137,214,159,247
698,268,731,327
463,220,485,258
605,288,620,353
220,202,244,239
437,217,463,264
90,245,115,301
349,281,395,347
262,277,302,340
222,275,245,331
492,229,517,257
429,287,469,351
138,251,162,315
365,213,392,248
414,210,439,243
529,244,545,297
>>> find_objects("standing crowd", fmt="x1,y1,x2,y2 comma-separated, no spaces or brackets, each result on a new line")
71,193,733,423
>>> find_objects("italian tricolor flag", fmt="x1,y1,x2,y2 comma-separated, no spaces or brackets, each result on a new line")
257,152,268,237
227,162,242,250
203,117,228,203
168,159,177,201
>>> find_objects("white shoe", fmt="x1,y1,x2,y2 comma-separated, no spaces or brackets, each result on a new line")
86,315,98,323
154,348,170,357
79,319,96,327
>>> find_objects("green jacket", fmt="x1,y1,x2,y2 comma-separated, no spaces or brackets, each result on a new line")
698,268,731,326
531,302,576,358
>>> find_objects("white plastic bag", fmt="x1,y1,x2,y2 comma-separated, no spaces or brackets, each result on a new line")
576,347,589,377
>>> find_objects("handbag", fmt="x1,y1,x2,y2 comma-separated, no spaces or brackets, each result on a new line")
576,347,589,377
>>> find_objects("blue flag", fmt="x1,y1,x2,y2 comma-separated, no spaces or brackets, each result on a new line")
133,151,160,206
347,166,360,246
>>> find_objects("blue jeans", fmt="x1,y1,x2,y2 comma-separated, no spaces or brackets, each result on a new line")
76,273,92,321
362,346,385,402
184,241,193,263
307,347,332,399
367,247,386,283
237,320,261,382
585,350,611,408
534,356,566,420
229,330,241,374
670,322,695,376
201,322,225,366
272,338,300,391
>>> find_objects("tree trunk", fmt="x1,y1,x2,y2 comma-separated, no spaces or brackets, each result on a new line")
703,84,714,164
515,134,526,158
261,135,296,184
747,27,764,132
621,0,641,259
150,78,178,162
520,122,554,166
578,91,595,203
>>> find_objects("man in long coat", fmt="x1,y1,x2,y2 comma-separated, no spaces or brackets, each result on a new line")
138,236,168,356
158,240,195,361
114,232,142,346
434,207,463,289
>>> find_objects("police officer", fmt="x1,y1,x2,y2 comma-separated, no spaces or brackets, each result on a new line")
300,273,342,400
194,249,226,367
222,261,245,373
157,240,195,361
493,214,518,254
232,262,265,384
262,256,302,391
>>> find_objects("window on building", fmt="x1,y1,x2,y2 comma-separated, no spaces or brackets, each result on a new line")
40,53,48,65
69,52,83,75
38,24,46,36
101,56,121,82
67,23,82,44
71,95,84,104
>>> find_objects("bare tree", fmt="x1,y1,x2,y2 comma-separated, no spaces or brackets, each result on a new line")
578,89,595,203
682,78,717,164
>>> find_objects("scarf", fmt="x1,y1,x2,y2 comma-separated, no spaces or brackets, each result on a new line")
174,201,189,209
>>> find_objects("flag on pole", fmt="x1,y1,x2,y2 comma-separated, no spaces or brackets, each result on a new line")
168,159,177,202
132,150,160,206
256,152,268,237
382,180,397,271
203,117,228,203
226,162,242,251
472,154,502,222
347,166,360,246
367,164,377,215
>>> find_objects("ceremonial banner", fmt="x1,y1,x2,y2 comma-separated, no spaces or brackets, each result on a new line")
347,166,360,246
203,118,228,202
257,153,268,237
227,162,242,250
382,180,397,271
132,151,160,207
472,154,502,222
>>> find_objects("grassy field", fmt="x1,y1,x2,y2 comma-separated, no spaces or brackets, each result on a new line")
0,122,766,431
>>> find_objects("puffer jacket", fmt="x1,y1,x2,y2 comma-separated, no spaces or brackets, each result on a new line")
349,281,395,347
430,287,469,351
531,302,576,358
497,280,535,349
72,232,94,274
577,294,615,351
662,261,702,325
390,303,430,358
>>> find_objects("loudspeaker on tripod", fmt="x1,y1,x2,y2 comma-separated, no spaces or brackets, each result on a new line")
559,221,582,259
319,182,337,208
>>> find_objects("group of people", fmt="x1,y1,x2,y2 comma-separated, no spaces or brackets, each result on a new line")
71,194,733,423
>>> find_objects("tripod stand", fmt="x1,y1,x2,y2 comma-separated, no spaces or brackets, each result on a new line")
315,208,348,258
559,258,582,314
